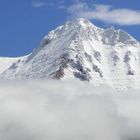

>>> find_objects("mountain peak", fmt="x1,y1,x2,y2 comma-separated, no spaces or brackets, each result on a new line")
102,26,138,46
68,18,99,29
40,18,100,48
71,18,92,25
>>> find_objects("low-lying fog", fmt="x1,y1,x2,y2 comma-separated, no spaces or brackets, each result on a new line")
0,80,139,140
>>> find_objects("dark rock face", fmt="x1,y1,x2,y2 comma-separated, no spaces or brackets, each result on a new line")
53,54,70,79
40,38,51,48
128,70,135,75
74,71,91,81
93,64,103,77
124,51,131,62
54,67,65,79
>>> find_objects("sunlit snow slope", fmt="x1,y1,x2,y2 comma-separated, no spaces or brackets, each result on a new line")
0,18,140,90
0,57,20,74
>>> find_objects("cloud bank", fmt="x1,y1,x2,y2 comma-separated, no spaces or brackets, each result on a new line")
67,1,140,25
0,80,140,140
31,1,140,25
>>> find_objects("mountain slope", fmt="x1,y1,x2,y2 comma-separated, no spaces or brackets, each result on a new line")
0,18,140,90
0,57,21,74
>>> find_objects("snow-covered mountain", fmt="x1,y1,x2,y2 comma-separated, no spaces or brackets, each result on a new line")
0,18,140,90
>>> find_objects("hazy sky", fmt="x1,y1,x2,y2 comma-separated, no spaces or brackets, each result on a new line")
0,0,140,56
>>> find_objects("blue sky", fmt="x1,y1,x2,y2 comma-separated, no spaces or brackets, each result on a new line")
0,0,140,57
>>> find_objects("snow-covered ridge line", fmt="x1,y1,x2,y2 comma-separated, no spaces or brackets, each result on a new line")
0,18,140,90
0,55,28,74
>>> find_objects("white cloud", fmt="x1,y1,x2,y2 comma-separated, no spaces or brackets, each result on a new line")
32,1,47,8
68,1,140,25
32,1,66,9
0,80,140,140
